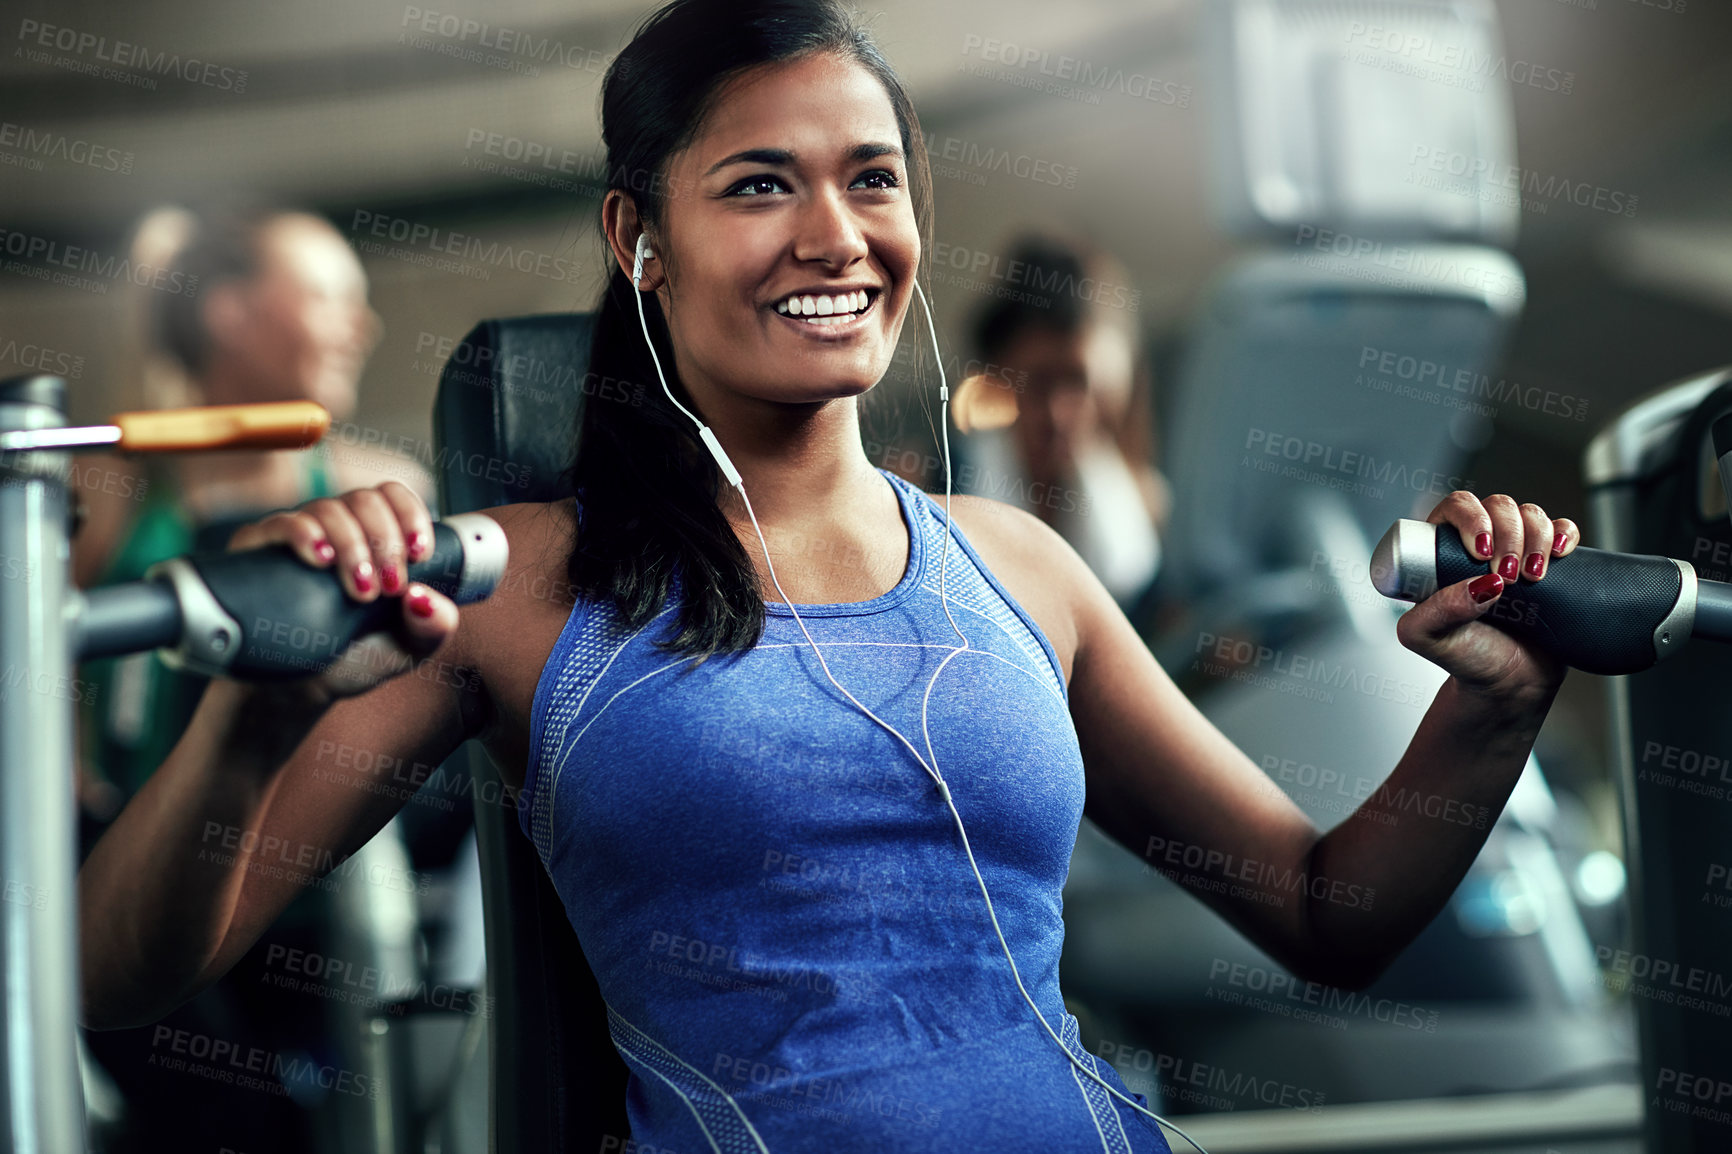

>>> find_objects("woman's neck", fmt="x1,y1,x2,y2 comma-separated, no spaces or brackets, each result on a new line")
707,395,886,529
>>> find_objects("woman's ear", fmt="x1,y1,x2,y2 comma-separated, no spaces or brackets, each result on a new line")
602,190,665,291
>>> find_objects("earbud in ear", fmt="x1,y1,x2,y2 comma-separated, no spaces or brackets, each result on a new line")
632,233,656,287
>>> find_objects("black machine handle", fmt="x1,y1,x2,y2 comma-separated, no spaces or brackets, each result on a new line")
1370,519,1710,676
77,513,507,680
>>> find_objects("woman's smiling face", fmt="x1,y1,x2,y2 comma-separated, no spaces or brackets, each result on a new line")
647,50,921,410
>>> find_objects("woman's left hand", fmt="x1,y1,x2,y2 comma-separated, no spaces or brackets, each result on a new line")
1395,491,1581,703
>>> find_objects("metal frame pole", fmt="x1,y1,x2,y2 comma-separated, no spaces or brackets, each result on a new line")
0,374,88,1153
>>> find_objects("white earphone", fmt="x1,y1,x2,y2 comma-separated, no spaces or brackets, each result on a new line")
632,232,742,488
626,230,1205,1154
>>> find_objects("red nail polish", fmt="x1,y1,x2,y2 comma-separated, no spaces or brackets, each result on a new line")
353,562,375,594
1497,554,1520,582
406,589,434,618
1469,573,1503,603
1552,531,1568,556
381,564,402,595
1474,532,1492,558
1524,552,1545,579
407,530,427,560
313,540,335,563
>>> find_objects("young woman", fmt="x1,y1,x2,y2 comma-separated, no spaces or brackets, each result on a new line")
78,2,1579,1151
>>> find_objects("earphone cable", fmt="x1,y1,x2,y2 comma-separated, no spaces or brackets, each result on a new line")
910,281,1207,1154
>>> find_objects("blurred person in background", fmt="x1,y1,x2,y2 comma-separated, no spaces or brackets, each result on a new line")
952,233,1170,615
71,202,427,1153
74,202,427,812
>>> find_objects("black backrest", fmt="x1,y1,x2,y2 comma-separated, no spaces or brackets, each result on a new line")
1586,368,1732,1151
430,313,631,1153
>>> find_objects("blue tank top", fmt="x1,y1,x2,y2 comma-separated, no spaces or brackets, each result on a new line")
522,467,1171,1153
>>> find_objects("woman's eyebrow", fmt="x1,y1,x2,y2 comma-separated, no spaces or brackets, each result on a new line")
704,142,904,176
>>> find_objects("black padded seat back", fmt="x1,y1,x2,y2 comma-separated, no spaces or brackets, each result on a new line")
430,313,631,1153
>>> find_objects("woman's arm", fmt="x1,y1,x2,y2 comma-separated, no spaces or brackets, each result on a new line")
1063,490,1574,989
1297,674,1553,987
78,482,473,1029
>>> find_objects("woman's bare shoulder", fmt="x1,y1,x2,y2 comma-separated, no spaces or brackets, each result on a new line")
936,492,1073,576
476,495,577,548
459,497,579,619
931,492,1085,686
447,496,581,778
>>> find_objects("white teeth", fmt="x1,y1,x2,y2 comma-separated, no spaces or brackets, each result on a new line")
775,290,872,317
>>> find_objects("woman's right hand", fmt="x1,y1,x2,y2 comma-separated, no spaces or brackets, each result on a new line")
225,480,462,704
